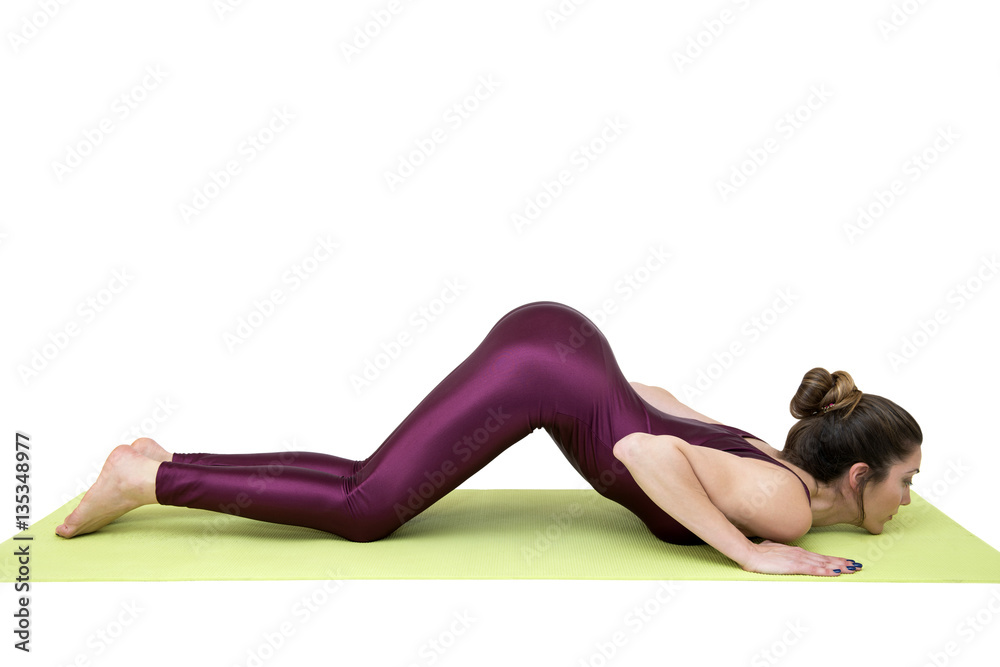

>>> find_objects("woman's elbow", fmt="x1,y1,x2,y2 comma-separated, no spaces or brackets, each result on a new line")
613,432,679,466
756,510,812,544
613,432,645,464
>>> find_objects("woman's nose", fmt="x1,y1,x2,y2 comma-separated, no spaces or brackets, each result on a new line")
901,488,912,506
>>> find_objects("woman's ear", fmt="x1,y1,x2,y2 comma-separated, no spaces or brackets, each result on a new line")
847,461,871,492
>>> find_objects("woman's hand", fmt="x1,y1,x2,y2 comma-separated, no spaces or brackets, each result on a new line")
739,540,862,576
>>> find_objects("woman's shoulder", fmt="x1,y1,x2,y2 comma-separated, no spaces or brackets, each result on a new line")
672,438,813,542
629,382,812,540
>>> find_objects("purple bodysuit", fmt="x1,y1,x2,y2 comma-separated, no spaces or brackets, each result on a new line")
156,301,811,545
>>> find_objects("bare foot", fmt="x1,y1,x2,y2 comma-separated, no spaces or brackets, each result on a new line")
129,437,173,463
56,445,161,538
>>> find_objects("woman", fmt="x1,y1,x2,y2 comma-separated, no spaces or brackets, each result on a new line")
56,301,922,576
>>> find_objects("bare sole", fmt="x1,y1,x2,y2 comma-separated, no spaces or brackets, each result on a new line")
56,445,158,538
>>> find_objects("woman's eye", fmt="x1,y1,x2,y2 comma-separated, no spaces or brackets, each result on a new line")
903,479,913,487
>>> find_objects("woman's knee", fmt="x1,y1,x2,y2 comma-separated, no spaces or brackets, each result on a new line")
331,519,397,543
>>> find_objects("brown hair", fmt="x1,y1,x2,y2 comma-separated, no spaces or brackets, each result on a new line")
782,367,922,525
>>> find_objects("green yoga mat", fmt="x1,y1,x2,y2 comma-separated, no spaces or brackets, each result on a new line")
2,490,997,582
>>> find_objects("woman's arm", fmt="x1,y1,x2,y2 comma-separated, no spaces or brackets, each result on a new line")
613,432,756,564
613,432,858,576
628,382,722,424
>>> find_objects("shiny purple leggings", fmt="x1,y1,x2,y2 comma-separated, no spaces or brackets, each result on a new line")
155,301,652,542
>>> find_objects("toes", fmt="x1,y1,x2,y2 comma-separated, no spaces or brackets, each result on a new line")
57,507,81,537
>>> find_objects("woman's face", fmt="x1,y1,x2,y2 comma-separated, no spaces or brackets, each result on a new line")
861,446,922,534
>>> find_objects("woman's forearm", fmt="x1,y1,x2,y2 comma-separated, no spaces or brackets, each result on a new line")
629,382,675,414
614,432,756,566
628,382,720,424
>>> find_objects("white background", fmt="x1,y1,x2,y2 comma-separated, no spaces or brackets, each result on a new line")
2,1,999,665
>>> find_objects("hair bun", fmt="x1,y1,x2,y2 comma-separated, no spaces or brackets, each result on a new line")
790,367,863,419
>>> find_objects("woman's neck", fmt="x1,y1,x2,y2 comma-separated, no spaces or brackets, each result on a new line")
768,449,859,528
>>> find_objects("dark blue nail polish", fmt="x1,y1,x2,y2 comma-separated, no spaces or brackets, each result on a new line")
853,562,862,567
833,569,841,573
847,566,856,571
